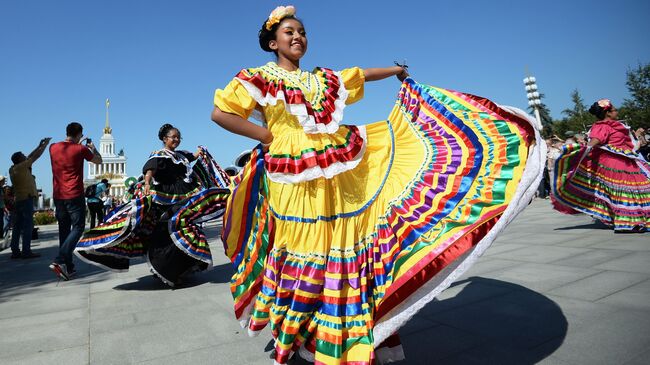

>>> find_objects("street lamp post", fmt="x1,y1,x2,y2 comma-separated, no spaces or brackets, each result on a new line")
523,76,543,126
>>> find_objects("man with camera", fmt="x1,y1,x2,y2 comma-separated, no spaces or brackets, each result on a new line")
8,137,52,259
49,122,102,280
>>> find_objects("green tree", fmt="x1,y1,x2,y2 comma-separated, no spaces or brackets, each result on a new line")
619,63,650,129
553,89,596,138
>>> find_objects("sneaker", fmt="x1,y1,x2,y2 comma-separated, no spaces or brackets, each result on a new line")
49,263,70,281
21,252,41,259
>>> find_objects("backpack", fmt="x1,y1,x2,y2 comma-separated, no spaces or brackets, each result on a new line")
84,184,97,198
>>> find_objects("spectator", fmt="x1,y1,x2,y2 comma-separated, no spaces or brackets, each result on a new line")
0,176,5,238
49,122,102,280
3,186,15,238
102,193,113,216
86,178,109,228
8,137,51,259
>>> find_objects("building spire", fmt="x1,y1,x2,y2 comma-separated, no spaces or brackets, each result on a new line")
104,98,112,134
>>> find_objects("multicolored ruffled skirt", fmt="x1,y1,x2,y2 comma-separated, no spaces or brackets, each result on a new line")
75,148,231,286
222,79,544,364
550,144,650,231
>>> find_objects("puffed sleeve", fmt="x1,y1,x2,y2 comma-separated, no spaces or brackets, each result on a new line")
142,157,160,175
214,78,257,120
589,122,612,145
340,67,365,105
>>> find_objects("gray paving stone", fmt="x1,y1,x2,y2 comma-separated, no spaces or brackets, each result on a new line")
399,324,485,363
547,308,650,365
488,246,590,263
0,307,87,330
594,252,650,274
483,243,528,256
588,236,650,252
484,263,599,292
459,258,524,278
596,279,650,311
549,271,649,301
0,318,88,360
550,248,631,268
1,346,88,365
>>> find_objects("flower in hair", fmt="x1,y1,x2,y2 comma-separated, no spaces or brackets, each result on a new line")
265,5,296,30
597,99,612,110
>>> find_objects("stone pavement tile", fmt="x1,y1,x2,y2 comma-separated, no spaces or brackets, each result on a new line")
550,249,631,268
399,324,485,363
594,252,650,274
0,307,87,330
545,306,650,365
483,263,599,292
0,318,88,361
0,288,88,320
596,279,650,311
90,303,262,364
1,346,88,365
135,338,276,365
623,349,650,365
429,340,573,365
548,271,649,302
459,258,524,278
588,236,650,252
483,243,529,257
416,277,517,318
487,246,590,264
426,289,568,350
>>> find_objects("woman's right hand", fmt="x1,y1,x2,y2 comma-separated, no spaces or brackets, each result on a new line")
143,184,151,196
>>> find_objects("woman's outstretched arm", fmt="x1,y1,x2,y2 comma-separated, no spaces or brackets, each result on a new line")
364,66,409,82
211,107,273,145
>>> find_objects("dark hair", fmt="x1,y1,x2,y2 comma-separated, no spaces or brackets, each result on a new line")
101,178,109,185
588,103,607,120
10,152,23,164
66,122,83,137
158,123,179,141
258,15,303,53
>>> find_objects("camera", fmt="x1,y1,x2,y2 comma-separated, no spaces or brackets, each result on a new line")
86,138,92,145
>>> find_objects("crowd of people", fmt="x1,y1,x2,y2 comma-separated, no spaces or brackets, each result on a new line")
1,5,648,365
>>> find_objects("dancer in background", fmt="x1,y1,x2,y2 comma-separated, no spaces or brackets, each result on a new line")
75,124,231,286
551,99,650,232
211,5,543,364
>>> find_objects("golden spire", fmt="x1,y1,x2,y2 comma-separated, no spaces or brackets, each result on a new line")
103,98,112,134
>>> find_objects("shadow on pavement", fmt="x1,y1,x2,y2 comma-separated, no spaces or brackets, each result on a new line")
112,262,233,291
554,221,611,231
0,229,107,302
287,277,567,365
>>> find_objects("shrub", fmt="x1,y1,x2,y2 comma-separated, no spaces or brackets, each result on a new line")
33,211,57,225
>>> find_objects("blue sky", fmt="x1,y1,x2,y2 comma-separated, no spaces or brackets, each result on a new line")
1,0,649,197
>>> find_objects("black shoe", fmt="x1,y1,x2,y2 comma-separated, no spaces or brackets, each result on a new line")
10,253,22,259
21,252,41,259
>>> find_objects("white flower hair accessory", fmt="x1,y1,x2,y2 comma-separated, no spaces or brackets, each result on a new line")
265,5,296,30
597,99,612,110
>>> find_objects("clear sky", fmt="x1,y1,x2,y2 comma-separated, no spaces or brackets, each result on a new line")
1,0,649,197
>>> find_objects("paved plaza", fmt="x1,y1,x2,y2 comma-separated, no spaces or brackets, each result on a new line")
0,200,648,365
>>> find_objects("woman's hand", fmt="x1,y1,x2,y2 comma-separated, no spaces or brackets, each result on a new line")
194,148,205,159
396,66,410,82
261,132,274,152
143,183,151,196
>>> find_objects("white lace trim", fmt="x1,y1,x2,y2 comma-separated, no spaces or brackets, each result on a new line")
266,126,367,184
235,71,349,135
372,105,546,347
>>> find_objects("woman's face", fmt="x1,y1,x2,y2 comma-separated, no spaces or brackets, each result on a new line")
270,18,307,62
163,129,181,150
606,106,618,120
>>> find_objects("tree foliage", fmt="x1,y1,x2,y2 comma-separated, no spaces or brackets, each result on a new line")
619,63,650,129
552,89,595,138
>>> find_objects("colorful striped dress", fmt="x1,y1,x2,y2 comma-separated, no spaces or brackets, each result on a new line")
214,62,544,364
551,119,650,232
74,147,231,286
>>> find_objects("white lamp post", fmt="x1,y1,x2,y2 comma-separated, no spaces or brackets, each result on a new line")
523,76,543,125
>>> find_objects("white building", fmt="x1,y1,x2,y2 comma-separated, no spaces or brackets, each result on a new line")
84,100,128,199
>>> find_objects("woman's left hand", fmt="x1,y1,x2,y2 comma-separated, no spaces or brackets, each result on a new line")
396,66,409,82
194,148,205,159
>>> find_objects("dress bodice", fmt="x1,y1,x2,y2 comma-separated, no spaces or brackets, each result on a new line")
214,62,368,184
